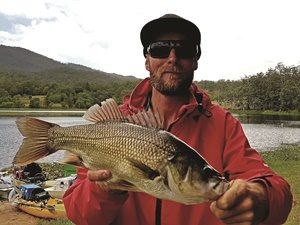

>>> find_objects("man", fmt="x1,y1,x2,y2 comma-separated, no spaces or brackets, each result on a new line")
63,14,292,225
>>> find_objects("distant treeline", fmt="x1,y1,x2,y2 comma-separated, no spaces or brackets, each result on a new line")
0,80,139,109
196,63,300,111
0,63,299,111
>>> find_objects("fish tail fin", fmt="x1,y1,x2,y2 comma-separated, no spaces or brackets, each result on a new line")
14,117,58,166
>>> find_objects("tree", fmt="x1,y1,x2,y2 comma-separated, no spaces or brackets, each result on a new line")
29,98,40,108
75,91,94,108
12,95,25,108
0,88,13,107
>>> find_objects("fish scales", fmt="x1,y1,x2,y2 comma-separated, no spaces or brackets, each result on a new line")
48,121,176,171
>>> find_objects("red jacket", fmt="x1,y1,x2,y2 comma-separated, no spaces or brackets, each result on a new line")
63,78,292,225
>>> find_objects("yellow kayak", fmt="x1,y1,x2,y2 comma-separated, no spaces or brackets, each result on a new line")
15,196,67,219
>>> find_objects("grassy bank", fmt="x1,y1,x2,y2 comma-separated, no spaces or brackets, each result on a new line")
0,110,85,117
37,219,73,225
229,109,300,116
260,144,300,225
0,107,84,111
33,144,299,225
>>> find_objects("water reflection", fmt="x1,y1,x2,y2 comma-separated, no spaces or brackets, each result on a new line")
0,117,88,169
241,123,300,151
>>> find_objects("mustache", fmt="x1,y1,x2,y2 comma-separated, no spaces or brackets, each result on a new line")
160,65,182,73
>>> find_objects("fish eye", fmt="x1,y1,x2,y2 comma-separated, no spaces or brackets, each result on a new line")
202,166,220,180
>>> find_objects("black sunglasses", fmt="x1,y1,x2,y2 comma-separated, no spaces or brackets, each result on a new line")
147,40,197,59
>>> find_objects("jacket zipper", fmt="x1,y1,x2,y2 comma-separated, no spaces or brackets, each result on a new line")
155,198,162,225
147,92,208,225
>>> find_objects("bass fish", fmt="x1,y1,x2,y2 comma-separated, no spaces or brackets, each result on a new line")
14,99,229,205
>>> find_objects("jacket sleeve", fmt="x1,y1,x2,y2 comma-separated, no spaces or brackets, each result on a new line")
222,113,293,225
63,167,128,225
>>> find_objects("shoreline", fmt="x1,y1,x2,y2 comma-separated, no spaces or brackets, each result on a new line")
229,109,300,117
0,110,85,117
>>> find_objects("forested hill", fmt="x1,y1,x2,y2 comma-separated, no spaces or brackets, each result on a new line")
0,44,137,84
0,44,299,111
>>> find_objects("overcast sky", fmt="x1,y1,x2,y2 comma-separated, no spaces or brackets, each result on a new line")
1,0,299,81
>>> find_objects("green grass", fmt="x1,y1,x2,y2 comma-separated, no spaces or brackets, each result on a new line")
0,107,84,111
36,219,74,225
0,110,85,117
229,109,300,116
260,144,300,225
34,145,300,225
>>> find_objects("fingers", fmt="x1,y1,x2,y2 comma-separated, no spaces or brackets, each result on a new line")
87,169,112,182
211,208,255,224
210,197,253,220
221,211,254,224
223,222,257,225
210,199,257,225
88,170,127,194
216,179,248,210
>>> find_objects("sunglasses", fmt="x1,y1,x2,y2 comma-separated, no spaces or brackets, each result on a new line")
147,40,197,59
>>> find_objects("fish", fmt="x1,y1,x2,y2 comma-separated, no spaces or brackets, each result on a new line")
13,98,229,205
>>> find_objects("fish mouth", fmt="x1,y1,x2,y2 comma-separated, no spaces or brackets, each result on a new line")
212,178,229,195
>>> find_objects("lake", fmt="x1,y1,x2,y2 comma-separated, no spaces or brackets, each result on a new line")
0,114,300,169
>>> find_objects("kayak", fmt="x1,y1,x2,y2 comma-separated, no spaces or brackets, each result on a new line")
13,183,67,219
15,196,67,219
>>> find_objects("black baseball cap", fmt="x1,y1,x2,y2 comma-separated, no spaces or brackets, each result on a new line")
140,14,201,59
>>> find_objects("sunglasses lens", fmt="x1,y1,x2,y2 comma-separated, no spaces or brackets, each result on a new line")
149,44,171,58
176,43,196,58
148,41,196,59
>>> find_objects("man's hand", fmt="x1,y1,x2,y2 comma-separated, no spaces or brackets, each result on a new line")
210,179,269,225
87,169,112,182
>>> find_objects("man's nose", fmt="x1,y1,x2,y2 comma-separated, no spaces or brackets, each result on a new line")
167,48,177,62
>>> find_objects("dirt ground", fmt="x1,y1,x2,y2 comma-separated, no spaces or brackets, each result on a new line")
0,200,40,225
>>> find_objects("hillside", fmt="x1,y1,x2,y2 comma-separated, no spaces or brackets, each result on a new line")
0,45,64,71
0,45,137,84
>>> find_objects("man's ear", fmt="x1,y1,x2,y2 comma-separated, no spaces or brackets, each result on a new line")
145,56,150,71
192,59,198,71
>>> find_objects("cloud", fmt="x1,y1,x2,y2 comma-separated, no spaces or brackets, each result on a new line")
0,12,32,33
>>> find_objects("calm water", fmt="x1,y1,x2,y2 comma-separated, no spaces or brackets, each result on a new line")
0,115,300,169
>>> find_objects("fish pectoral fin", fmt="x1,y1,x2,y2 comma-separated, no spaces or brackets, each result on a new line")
96,179,140,192
127,158,160,180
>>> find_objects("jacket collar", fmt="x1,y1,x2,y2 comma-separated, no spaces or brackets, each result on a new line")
123,78,212,116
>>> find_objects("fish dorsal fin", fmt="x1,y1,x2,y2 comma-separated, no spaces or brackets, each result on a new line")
83,98,162,129
83,98,126,123
127,109,162,129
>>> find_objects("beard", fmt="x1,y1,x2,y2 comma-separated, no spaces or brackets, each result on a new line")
149,65,194,96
